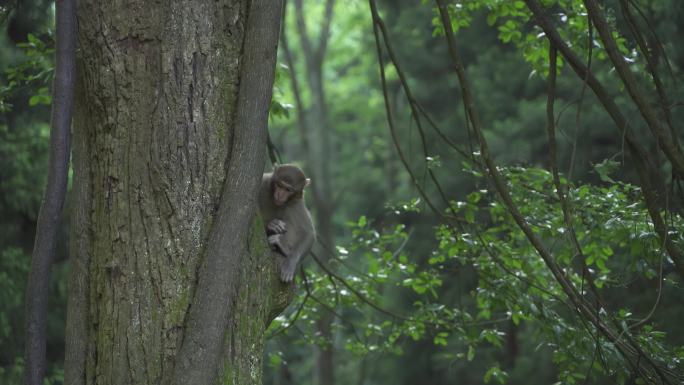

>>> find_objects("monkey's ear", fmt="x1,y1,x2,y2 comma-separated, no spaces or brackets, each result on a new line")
305,178,311,186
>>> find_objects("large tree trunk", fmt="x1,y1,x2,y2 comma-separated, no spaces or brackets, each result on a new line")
64,1,291,385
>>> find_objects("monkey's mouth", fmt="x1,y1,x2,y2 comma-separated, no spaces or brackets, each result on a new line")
274,189,291,206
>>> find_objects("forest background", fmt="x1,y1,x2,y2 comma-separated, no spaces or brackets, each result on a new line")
1,0,683,384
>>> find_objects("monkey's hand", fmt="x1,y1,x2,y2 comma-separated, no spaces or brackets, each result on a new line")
267,219,287,235
267,234,286,255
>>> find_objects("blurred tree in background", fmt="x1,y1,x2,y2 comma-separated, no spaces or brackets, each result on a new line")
2,0,683,384
265,0,684,384
0,1,66,384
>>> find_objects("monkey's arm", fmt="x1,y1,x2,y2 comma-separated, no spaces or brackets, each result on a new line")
278,226,314,282
269,208,314,282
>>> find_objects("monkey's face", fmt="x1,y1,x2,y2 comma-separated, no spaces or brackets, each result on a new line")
273,181,295,206
272,164,310,206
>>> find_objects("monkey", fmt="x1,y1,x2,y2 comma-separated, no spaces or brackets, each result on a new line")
259,164,315,282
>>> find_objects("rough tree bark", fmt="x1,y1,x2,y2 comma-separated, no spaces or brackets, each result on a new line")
64,1,291,385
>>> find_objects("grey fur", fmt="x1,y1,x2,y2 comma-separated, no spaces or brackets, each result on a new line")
259,167,315,282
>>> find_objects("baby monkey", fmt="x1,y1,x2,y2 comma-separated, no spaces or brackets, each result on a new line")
259,164,315,282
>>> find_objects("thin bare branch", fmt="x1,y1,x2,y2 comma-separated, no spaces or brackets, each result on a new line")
268,283,310,337
267,132,284,165
627,0,676,82
315,0,336,64
280,12,313,164
414,102,475,163
311,251,412,321
371,9,450,207
629,254,664,330
524,0,684,285
437,1,676,382
368,1,444,219
568,12,592,180
301,268,365,343
619,0,679,150
546,45,605,314
583,0,684,178
293,0,314,65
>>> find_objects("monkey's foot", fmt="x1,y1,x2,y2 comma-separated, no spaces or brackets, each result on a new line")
272,255,296,283
279,260,297,282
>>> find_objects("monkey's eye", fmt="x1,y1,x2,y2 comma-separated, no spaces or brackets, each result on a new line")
277,182,295,193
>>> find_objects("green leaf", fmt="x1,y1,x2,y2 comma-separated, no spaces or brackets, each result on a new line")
433,332,448,346
593,159,620,183
484,365,507,384
27,33,40,46
28,94,51,106
467,345,475,361
487,13,498,26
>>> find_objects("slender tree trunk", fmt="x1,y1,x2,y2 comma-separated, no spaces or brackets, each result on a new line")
64,2,291,385
504,320,518,368
308,67,335,385
288,1,336,383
